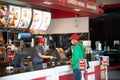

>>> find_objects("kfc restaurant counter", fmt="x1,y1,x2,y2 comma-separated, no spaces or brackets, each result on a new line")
0,60,101,80
0,1,103,79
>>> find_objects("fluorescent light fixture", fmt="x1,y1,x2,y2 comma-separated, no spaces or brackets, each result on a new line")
43,1,53,5
73,8,81,11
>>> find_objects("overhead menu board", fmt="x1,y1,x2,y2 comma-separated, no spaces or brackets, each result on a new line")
7,5,21,28
39,11,51,31
0,4,52,34
0,5,9,27
29,10,51,34
30,9,42,31
18,7,32,29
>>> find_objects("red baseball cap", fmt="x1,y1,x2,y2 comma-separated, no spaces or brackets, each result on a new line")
68,33,79,40
37,37,45,44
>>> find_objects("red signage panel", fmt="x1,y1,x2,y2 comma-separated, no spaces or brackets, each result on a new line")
79,60,85,70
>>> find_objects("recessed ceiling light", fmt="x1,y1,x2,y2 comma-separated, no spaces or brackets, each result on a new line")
73,8,81,11
43,1,53,5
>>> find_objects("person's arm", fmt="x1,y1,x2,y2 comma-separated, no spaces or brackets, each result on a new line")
38,53,54,59
35,46,54,59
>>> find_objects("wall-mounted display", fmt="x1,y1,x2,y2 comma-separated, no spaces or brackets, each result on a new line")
18,7,32,29
0,5,9,27
7,5,21,28
39,11,51,31
18,32,32,42
30,9,42,31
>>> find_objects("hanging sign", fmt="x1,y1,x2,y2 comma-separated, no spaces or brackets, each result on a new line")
102,56,109,66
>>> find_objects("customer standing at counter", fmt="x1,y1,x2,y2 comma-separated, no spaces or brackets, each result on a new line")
32,37,54,70
69,34,85,80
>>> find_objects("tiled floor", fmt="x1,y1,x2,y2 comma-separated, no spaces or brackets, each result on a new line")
101,66,120,80
108,69,120,80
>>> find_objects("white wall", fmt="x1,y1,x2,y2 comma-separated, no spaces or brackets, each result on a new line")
47,17,89,34
104,0,120,4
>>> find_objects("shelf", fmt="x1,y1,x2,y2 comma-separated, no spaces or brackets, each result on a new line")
11,41,20,43
0,47,6,49
7,50,16,52
0,41,4,43
7,32,18,41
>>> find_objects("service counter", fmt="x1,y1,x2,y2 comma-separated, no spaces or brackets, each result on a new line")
0,60,101,80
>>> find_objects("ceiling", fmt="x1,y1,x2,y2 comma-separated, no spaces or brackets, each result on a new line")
0,0,120,20
0,0,103,18
93,0,120,21
90,0,120,41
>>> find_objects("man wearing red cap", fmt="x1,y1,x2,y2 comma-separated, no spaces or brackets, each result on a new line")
32,37,54,70
69,34,85,80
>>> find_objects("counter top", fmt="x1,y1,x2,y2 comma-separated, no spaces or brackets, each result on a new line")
0,60,99,77
0,60,101,80
0,63,67,77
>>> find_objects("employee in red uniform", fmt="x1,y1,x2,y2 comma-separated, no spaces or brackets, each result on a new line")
32,37,54,70
69,34,85,80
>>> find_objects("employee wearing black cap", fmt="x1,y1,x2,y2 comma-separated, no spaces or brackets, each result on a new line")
32,37,54,70
69,34,85,80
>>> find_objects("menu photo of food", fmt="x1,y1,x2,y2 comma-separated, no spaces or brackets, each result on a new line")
18,7,32,29
0,4,9,27
29,9,43,34
30,9,43,31
39,11,51,31
7,5,21,28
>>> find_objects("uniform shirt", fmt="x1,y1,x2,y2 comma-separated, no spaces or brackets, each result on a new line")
33,45,44,63
72,43,84,69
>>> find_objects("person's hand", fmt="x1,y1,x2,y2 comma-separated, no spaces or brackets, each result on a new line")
65,61,70,64
70,62,72,67
49,56,54,59
69,58,72,66
59,48,64,52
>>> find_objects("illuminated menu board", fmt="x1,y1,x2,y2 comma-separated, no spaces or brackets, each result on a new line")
18,7,32,29
30,9,42,30
7,5,21,28
0,4,51,34
0,5,8,26
29,10,51,34
39,11,51,31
